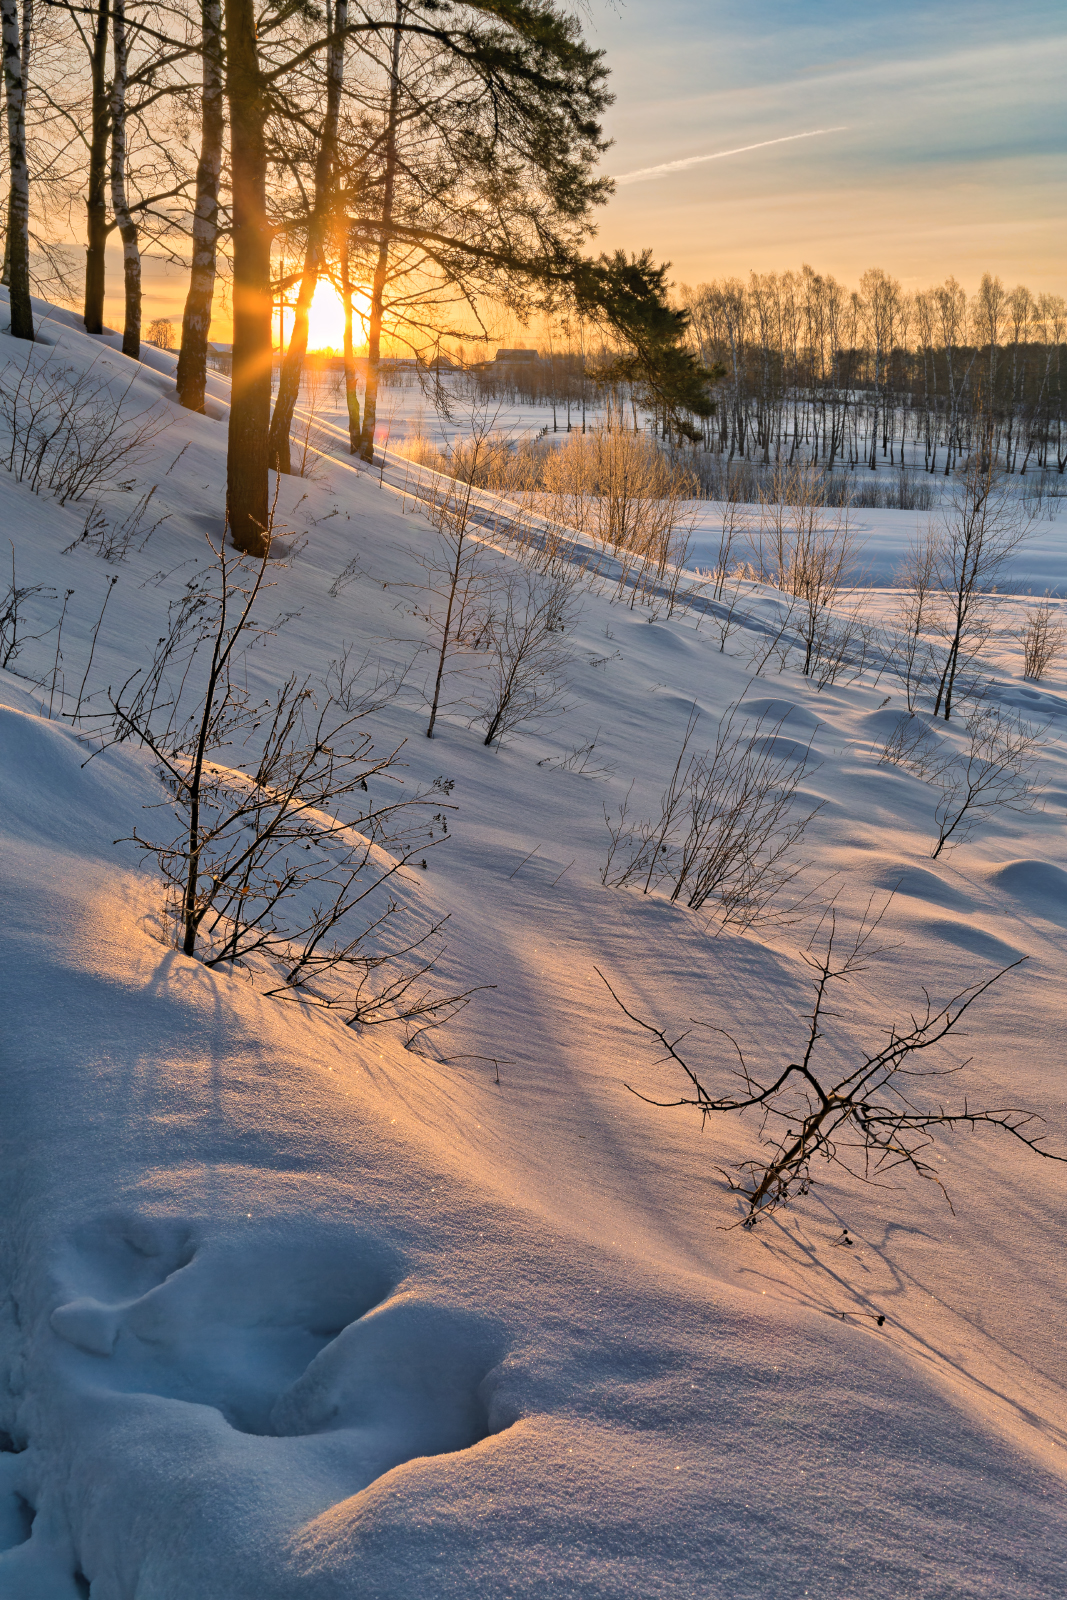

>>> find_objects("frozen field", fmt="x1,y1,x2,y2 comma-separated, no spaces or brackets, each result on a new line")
2,294,1067,1597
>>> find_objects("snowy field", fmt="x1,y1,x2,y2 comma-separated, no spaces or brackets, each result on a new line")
2,294,1067,1597
297,364,1067,595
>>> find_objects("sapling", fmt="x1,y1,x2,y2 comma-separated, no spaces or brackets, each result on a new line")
887,526,940,711
47,589,76,718
932,435,1034,719
421,408,498,738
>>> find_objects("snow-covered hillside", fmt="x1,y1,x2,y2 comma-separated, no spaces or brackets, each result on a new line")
2,298,1067,1598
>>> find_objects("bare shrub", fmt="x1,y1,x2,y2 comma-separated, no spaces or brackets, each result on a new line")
1019,597,1065,681
1,547,57,671
537,729,615,777
602,700,822,928
478,566,579,748
931,705,1045,858
585,428,695,566
102,536,474,1035
711,473,751,600
0,348,169,505
759,465,861,679
886,526,941,711
600,903,1065,1227
878,712,947,781
401,424,698,605
62,484,171,561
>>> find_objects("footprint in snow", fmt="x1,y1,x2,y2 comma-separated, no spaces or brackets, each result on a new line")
47,1214,501,1476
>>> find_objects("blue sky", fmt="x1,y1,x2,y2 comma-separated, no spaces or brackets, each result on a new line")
588,0,1066,292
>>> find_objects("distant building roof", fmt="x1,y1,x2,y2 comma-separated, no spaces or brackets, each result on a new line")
494,348,538,362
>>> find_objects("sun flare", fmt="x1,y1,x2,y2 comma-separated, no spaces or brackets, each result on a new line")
280,277,370,353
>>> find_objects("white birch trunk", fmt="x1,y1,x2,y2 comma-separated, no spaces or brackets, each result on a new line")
2,0,33,337
109,0,141,358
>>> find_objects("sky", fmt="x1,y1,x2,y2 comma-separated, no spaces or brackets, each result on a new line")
109,0,1067,342
588,0,1067,296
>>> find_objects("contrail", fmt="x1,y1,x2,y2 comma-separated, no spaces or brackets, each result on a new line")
612,127,849,187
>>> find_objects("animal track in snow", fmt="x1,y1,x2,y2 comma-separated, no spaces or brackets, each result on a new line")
0,1438,34,1554
48,1214,502,1480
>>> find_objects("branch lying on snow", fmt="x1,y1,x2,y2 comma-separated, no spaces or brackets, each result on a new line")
597,898,1065,1227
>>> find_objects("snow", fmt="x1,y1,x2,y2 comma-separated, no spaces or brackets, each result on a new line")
2,292,1067,1596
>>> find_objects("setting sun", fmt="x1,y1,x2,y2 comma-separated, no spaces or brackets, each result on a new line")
279,277,370,352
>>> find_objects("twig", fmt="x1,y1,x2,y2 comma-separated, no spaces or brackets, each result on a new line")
508,844,541,879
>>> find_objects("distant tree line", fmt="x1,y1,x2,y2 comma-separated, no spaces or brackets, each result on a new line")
681,268,1066,476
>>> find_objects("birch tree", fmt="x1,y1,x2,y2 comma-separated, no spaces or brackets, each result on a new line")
1,0,32,338
175,0,224,413
108,0,140,357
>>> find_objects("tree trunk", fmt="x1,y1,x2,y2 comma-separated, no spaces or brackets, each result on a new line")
359,0,402,464
267,0,346,472
339,224,361,451
176,0,223,412
1,0,32,338
83,0,110,335
224,0,272,556
109,0,140,358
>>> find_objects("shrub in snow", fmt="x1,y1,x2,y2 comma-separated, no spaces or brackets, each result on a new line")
100,537,475,1036
601,901,1066,1227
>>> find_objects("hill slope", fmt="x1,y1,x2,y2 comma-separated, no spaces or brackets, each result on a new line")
2,299,1067,1597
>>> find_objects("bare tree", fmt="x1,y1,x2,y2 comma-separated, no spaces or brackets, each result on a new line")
878,703,1046,859
145,316,174,350
600,904,1065,1227
224,0,272,555
267,0,347,473
108,0,140,357
933,432,1033,719
175,0,224,414
419,412,496,739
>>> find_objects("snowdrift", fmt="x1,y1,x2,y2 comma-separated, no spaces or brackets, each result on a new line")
2,302,1067,1597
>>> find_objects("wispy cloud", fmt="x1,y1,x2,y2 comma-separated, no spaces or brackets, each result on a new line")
612,127,850,186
